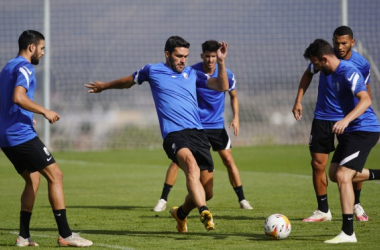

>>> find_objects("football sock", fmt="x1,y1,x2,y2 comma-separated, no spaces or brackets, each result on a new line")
177,206,188,220
316,194,329,213
160,183,173,201
53,209,72,238
199,206,209,214
234,185,245,202
342,214,354,236
354,189,361,205
19,211,32,238
368,169,380,180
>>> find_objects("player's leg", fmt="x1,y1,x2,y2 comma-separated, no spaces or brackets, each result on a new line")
352,181,368,221
153,162,179,212
16,171,41,246
177,148,206,209
39,162,92,247
303,119,334,222
207,128,252,209
199,169,215,231
218,149,253,209
325,131,379,243
169,148,204,233
331,159,369,222
153,162,180,212
324,166,357,243
2,144,41,247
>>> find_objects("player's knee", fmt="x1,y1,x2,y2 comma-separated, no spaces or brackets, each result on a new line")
311,159,326,172
335,169,351,184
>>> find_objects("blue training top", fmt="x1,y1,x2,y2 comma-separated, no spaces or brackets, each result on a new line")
310,50,370,121
192,62,236,129
331,60,379,132
133,62,210,139
0,56,38,147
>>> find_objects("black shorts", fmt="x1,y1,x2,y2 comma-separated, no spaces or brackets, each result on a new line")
331,131,379,172
205,128,231,151
1,137,56,174
309,119,341,153
163,129,214,171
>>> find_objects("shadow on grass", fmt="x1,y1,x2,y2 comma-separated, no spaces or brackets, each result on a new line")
0,227,267,240
0,227,332,242
55,205,267,221
61,205,148,210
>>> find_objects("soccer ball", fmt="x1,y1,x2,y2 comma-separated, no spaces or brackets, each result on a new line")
264,214,291,240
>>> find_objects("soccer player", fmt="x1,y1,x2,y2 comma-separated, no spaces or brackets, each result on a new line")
292,26,371,222
85,36,229,232
153,40,252,212
0,30,93,247
303,38,380,243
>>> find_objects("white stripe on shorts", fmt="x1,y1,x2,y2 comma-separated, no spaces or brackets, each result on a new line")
339,151,360,166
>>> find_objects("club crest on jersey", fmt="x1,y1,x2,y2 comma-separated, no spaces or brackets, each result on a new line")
43,147,51,156
182,72,189,79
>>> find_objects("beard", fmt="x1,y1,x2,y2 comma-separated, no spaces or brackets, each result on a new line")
30,51,40,65
168,57,184,73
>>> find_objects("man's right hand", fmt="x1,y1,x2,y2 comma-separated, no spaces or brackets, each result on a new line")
292,101,302,121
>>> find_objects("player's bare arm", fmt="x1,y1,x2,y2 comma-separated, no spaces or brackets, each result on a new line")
332,91,372,135
207,42,229,91
366,84,372,99
229,89,239,136
85,75,136,93
292,69,313,121
13,86,60,124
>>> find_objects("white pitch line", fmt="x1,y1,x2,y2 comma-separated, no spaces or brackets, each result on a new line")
10,232,134,249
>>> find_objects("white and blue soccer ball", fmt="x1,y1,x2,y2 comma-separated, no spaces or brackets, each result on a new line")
264,214,291,240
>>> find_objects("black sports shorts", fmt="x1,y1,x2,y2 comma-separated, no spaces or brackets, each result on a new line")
331,131,379,172
205,128,231,151
163,129,214,171
1,137,56,174
309,119,341,154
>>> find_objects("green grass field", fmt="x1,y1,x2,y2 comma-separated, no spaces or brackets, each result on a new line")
1,145,380,249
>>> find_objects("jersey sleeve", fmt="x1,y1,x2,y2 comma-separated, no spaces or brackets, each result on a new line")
361,61,370,85
347,70,366,96
227,69,236,91
15,62,33,91
133,64,152,85
195,69,210,89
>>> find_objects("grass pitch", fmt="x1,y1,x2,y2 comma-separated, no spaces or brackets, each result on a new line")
1,145,380,249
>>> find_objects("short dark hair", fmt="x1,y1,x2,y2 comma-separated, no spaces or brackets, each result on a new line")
164,36,190,54
18,30,45,52
333,26,353,38
303,39,334,60
201,40,219,53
